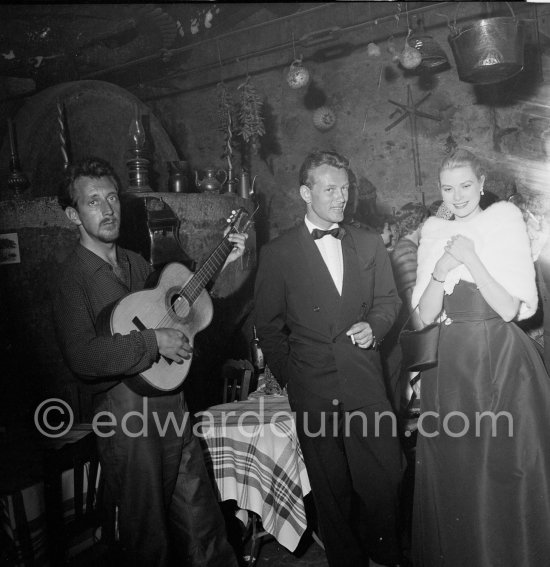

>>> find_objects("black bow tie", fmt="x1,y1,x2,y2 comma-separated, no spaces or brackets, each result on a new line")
311,227,346,240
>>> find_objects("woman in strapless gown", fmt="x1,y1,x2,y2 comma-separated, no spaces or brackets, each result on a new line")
410,149,550,567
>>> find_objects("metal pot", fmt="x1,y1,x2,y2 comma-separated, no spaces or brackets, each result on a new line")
195,168,228,193
448,16,525,85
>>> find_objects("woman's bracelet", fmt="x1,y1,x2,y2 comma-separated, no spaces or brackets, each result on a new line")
431,273,445,284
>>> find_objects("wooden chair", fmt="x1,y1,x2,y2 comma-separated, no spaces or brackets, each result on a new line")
222,359,254,403
242,513,270,566
42,426,105,566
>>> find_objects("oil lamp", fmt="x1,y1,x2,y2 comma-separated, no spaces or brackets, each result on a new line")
126,104,151,192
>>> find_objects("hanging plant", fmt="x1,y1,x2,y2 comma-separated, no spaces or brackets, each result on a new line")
237,76,265,154
217,81,237,171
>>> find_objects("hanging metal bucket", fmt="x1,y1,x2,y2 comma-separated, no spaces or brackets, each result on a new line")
448,16,524,84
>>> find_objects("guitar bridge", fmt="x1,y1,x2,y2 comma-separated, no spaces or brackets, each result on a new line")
132,316,172,365
132,316,146,331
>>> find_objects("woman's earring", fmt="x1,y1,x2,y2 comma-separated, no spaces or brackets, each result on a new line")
480,188,485,195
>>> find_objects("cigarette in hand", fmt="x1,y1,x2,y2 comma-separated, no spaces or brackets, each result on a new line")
350,334,356,345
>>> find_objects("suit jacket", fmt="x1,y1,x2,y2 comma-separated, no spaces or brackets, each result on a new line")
254,222,401,410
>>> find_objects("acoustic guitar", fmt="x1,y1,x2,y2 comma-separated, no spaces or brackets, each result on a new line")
98,207,251,395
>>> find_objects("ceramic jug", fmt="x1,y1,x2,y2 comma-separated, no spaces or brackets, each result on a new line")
168,161,189,193
195,168,228,194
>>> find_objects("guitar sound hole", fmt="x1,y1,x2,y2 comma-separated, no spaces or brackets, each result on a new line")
169,293,189,320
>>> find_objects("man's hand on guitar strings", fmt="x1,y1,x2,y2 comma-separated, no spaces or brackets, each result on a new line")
154,328,193,364
224,232,248,268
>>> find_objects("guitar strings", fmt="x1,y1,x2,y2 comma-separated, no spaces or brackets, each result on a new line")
148,207,254,331
152,237,233,330
183,239,233,301
175,213,254,307
149,224,241,331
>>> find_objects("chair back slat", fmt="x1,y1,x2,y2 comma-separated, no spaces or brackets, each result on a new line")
222,359,254,403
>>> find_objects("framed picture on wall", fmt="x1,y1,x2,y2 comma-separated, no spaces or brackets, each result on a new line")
0,233,21,265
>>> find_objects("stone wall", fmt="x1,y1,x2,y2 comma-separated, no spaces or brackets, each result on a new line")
146,1,550,237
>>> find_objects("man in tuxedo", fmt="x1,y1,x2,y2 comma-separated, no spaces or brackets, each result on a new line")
254,150,404,567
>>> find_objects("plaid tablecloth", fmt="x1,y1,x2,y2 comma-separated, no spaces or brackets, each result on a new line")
196,395,311,552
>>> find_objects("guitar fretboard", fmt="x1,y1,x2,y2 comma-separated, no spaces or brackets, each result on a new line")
182,228,237,305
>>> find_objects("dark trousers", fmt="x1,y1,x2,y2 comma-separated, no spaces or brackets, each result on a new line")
292,399,404,567
95,382,238,567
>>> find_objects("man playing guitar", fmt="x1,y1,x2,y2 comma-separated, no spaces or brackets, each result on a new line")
53,156,246,566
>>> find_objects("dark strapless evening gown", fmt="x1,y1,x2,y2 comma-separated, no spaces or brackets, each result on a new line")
412,281,550,567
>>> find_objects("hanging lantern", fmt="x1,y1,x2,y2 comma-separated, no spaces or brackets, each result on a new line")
313,106,336,131
286,58,310,89
408,19,450,73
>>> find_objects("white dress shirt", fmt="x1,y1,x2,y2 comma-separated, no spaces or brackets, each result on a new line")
305,216,344,295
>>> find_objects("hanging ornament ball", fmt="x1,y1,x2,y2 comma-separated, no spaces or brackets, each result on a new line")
313,106,337,131
287,59,310,89
400,43,422,70
367,42,381,57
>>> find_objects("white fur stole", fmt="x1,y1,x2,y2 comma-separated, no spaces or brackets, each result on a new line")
411,201,538,321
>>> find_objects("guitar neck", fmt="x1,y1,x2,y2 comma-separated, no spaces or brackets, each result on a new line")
183,229,236,304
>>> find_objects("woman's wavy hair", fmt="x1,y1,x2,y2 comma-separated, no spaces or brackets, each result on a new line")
438,148,486,183
395,202,430,239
